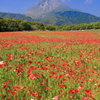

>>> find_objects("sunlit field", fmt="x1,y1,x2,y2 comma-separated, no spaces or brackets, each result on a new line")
0,31,100,100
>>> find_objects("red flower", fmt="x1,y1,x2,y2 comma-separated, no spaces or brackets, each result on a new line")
21,86,26,90
68,89,78,94
7,80,11,83
8,97,11,100
58,75,63,79
82,97,88,100
98,84,100,87
45,86,50,90
38,96,42,99
26,60,32,64
53,96,59,100
40,83,44,86
85,89,92,95
58,84,66,88
12,92,16,95
69,95,73,98
12,86,20,91
2,81,7,86
7,90,11,92
42,79,46,82
60,78,66,83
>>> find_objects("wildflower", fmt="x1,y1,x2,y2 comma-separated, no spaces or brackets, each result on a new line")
98,84,100,87
69,95,73,98
31,97,34,100
85,89,92,95
78,86,82,90
94,66,97,68
58,75,63,79
7,80,11,83
0,61,4,65
38,96,42,99
7,97,11,100
60,78,66,83
20,86,26,90
42,79,46,82
65,74,69,76
40,83,44,86
52,96,59,100
12,91,16,95
82,97,88,100
2,81,7,86
7,90,11,92
68,89,78,94
26,60,32,64
45,86,50,90
58,84,66,88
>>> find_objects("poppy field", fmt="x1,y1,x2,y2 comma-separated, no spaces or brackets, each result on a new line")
0,31,100,100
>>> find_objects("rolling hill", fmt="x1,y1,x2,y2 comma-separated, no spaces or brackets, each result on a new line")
41,11,100,26
0,12,34,21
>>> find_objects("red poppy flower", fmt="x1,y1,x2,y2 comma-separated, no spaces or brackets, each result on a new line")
12,92,16,95
58,84,66,88
68,89,78,94
98,84,100,87
85,89,92,95
82,97,88,100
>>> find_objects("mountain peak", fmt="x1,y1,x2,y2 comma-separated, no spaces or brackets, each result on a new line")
24,0,74,19
34,0,62,11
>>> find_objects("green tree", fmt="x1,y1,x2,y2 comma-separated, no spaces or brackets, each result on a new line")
45,25,56,31
19,21,32,30
94,22,100,29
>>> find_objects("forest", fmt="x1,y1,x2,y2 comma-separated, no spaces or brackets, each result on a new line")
0,17,100,31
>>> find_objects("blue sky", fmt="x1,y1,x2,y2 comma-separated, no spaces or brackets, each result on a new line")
0,0,100,17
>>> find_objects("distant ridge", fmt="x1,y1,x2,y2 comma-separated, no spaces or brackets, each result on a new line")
0,12,34,21
41,11,100,26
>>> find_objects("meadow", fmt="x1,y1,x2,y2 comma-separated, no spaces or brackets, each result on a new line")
0,30,100,100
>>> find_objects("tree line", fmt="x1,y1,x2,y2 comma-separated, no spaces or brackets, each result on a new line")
0,17,100,32
0,17,45,31
58,22,100,31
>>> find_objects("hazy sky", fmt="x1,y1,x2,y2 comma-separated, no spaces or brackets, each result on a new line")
0,0,100,16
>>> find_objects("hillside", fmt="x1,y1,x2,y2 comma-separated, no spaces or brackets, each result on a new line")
41,11,100,26
0,12,34,21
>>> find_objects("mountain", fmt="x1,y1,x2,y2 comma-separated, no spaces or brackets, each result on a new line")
24,0,76,19
24,0,100,25
41,11,100,26
0,0,100,26
0,12,34,21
